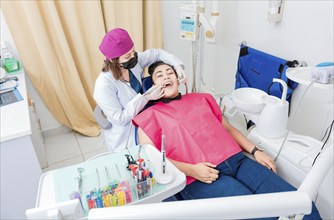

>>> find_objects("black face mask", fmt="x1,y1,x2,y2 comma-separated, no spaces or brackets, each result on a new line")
121,52,138,69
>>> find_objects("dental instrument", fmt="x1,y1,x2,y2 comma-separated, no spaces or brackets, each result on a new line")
105,166,111,183
154,135,173,184
137,144,142,159
115,164,122,178
161,134,166,174
125,154,136,170
77,167,84,194
96,168,101,187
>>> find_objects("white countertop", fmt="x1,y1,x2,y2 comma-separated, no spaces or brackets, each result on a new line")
0,71,32,142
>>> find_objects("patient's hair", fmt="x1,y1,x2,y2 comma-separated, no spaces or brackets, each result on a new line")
148,60,178,83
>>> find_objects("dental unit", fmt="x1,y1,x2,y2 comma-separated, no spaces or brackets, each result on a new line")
19,1,332,219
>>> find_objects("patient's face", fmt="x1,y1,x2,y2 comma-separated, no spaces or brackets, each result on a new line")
152,64,179,98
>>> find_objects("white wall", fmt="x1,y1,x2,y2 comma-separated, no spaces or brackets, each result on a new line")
161,0,333,139
2,1,333,138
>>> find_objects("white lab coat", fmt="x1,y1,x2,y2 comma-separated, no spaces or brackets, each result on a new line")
93,49,184,152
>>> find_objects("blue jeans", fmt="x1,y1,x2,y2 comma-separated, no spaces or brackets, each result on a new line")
174,152,321,220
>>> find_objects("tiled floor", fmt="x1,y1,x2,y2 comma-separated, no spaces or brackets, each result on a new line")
42,129,108,172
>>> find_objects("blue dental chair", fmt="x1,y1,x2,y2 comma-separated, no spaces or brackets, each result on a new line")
235,44,300,103
235,44,302,129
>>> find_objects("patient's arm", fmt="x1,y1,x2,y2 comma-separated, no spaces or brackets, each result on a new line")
169,160,219,184
222,118,277,172
137,127,219,184
137,126,155,146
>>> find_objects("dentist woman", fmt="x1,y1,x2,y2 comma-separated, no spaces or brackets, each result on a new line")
93,28,185,152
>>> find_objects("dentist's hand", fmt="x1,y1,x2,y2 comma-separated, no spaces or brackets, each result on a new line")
144,85,165,101
175,65,187,84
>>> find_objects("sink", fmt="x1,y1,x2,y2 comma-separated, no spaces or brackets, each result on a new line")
231,88,267,114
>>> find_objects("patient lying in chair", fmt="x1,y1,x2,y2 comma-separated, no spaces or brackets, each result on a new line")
132,61,321,220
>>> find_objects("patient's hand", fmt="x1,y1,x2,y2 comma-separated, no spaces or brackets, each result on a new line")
189,162,219,184
254,151,277,173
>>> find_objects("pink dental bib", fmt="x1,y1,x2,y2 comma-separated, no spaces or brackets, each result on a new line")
133,93,242,184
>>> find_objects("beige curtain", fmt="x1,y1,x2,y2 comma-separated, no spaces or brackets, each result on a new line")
1,0,162,136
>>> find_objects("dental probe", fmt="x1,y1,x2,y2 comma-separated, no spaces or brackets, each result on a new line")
138,144,142,159
154,134,173,184
105,166,111,183
161,134,166,174
96,168,101,187
77,167,84,194
115,163,122,178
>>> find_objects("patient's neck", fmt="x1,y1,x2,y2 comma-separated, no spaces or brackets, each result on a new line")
161,93,182,103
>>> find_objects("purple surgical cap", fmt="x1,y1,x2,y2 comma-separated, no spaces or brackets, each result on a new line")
99,28,134,59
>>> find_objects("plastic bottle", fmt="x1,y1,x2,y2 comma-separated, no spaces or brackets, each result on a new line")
1,41,20,73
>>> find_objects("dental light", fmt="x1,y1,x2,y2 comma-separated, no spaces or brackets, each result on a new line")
267,0,284,23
